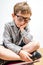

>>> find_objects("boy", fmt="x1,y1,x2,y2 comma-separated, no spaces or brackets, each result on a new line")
0,2,40,65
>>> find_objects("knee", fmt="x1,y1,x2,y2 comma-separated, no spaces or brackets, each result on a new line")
34,42,40,49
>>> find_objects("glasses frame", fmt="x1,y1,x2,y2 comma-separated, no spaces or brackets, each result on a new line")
15,14,31,22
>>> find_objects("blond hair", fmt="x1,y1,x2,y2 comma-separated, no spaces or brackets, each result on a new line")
13,2,32,16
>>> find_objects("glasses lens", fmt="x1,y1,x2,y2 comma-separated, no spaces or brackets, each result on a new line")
18,17,24,22
16,15,31,22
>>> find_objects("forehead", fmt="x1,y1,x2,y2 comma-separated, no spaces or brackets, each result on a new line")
16,11,31,18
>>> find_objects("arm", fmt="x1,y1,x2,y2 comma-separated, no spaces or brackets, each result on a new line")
3,24,22,54
0,46,21,60
20,25,33,44
2,23,32,62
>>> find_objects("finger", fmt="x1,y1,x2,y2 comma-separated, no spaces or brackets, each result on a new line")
24,23,28,25
27,53,32,57
22,23,28,28
26,55,33,61
22,22,28,26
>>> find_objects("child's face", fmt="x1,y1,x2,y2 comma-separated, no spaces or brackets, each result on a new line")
12,11,31,28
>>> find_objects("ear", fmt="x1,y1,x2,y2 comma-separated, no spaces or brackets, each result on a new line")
11,13,15,18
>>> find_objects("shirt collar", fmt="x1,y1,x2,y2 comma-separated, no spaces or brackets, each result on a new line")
11,21,19,29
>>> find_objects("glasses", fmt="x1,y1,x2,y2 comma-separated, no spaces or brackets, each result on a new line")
16,14,31,22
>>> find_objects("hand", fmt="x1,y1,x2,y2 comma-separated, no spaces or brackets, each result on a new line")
19,50,33,62
20,22,28,31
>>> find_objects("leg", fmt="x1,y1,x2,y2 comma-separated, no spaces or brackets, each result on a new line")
23,41,40,53
0,46,21,60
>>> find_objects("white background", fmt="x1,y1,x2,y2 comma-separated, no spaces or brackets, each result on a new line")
0,0,43,47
